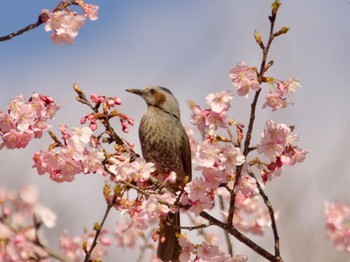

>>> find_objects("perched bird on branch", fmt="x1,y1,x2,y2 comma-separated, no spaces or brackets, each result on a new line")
126,86,192,262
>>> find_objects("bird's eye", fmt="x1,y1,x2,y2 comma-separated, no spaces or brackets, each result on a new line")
150,88,156,94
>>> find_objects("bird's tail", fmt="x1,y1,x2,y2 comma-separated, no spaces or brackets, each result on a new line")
157,211,181,262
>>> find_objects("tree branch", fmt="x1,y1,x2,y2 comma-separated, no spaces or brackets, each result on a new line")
83,195,116,262
200,211,281,262
227,0,281,230
248,171,281,259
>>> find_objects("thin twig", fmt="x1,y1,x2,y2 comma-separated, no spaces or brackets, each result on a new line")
73,84,138,159
248,171,281,259
186,213,211,241
83,195,116,262
218,195,233,257
200,211,281,262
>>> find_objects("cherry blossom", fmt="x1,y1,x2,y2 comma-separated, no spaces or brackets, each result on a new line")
257,120,291,160
0,94,60,150
43,2,99,45
178,235,248,262
81,3,99,21
284,78,301,95
44,10,85,45
114,220,142,248
262,78,301,111
178,235,194,262
32,126,106,182
262,91,285,111
324,201,350,252
0,186,58,261
60,229,110,261
229,61,261,97
190,105,210,133
205,90,233,113
218,143,245,174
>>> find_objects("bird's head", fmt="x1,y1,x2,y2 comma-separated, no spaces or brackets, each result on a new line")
126,86,180,119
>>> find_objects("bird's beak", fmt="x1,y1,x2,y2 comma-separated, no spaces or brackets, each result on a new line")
125,88,143,95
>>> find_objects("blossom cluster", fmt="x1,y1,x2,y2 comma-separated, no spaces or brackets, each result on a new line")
229,61,261,98
190,90,233,134
60,229,110,261
180,142,247,216
80,93,134,133
324,201,350,252
258,120,308,182
42,1,99,45
0,185,57,261
0,93,60,150
262,78,300,111
104,182,176,250
33,125,106,182
229,61,301,111
178,235,248,262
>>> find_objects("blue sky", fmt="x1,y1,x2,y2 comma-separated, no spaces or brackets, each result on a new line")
0,1,349,261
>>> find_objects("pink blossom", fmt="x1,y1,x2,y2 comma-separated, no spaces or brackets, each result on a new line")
205,90,233,113
185,177,210,202
202,167,226,189
206,110,228,130
179,235,194,262
83,149,105,174
262,91,285,111
229,61,261,97
7,95,26,118
165,171,177,184
182,182,214,215
60,229,109,261
0,186,59,260
81,3,99,21
107,153,133,181
190,105,209,133
34,206,57,228
284,78,301,95
188,194,214,216
114,220,140,248
59,231,82,261
0,93,60,150
0,112,16,132
1,130,32,149
19,185,39,205
13,104,36,131
44,10,85,45
143,194,171,218
131,158,156,182
258,120,291,160
261,166,283,183
234,174,258,198
218,143,245,174
324,201,350,252
197,242,219,260
195,142,220,168
284,146,308,165
32,126,105,182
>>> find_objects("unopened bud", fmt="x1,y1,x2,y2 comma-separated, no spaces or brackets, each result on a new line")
271,0,281,15
254,31,265,49
73,84,83,95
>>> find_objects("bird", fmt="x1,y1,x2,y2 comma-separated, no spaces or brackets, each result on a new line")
126,86,192,262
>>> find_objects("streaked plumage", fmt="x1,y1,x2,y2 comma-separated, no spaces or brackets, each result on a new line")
126,86,192,262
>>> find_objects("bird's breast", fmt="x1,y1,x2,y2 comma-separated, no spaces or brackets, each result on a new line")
139,107,186,178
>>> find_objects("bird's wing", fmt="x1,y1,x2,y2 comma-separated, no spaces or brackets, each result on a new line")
180,128,192,182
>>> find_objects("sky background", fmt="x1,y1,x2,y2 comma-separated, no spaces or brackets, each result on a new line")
0,0,349,261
